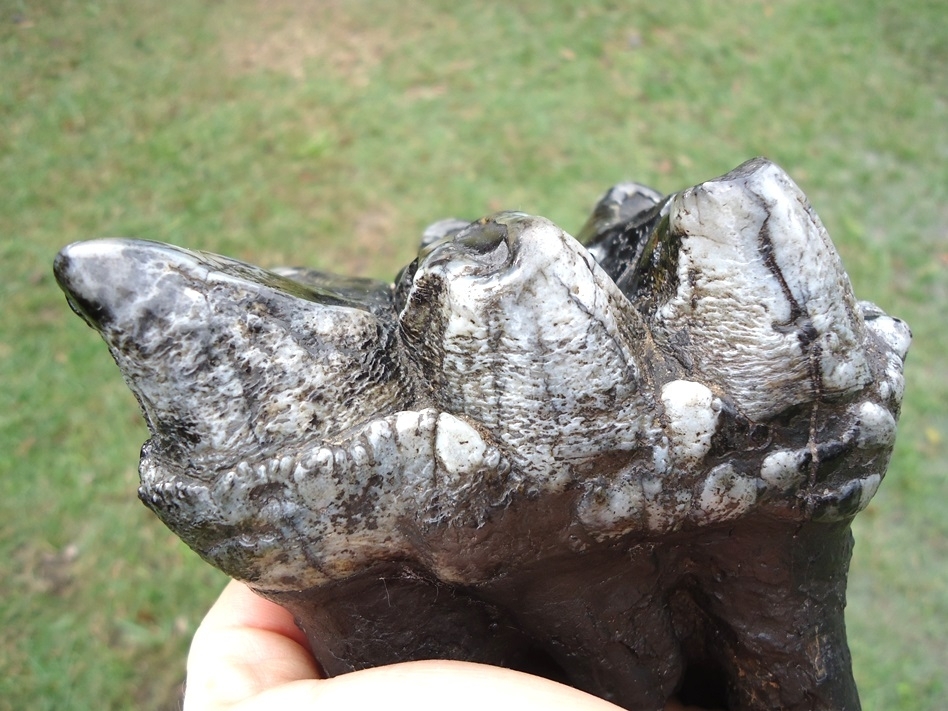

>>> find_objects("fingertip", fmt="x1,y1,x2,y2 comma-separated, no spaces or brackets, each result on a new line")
199,580,311,649
184,582,321,710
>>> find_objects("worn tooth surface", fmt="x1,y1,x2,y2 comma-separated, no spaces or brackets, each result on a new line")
56,159,910,711
578,181,664,245
397,212,659,487
637,158,871,420
54,239,411,469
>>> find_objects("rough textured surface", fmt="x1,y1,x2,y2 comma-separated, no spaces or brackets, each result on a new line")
55,158,910,711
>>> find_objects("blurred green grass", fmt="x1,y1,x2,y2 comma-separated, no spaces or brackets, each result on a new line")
1,1,945,709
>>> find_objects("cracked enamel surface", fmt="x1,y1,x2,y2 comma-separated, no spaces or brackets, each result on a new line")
398,213,657,492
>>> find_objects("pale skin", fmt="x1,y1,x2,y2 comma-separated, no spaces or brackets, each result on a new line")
184,580,712,711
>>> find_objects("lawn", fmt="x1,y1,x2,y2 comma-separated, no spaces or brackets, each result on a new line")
1,1,946,709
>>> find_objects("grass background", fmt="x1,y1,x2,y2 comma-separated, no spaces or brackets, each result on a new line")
1,1,946,709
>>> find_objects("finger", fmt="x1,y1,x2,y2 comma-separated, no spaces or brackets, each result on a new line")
229,660,629,710
197,579,311,648
184,580,321,711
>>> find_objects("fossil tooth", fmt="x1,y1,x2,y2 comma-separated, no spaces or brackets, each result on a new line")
56,159,909,711
578,181,664,245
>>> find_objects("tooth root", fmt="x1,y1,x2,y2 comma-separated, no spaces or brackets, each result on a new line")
634,158,871,420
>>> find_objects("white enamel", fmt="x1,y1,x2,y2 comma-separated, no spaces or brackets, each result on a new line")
655,160,870,420
405,215,659,489
759,450,807,491
853,401,897,449
696,464,758,521
660,380,720,467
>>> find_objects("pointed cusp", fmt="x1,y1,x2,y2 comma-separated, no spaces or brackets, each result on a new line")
54,238,410,465
642,158,870,420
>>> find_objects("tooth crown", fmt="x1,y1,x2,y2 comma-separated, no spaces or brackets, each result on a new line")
56,158,909,711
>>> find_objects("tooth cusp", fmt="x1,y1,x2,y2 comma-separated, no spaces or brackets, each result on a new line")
851,401,897,449
759,449,808,491
646,159,872,420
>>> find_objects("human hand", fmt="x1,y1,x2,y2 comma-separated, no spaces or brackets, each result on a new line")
184,580,710,711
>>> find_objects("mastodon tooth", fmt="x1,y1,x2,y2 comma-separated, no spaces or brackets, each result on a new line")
54,158,911,711
578,181,667,292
